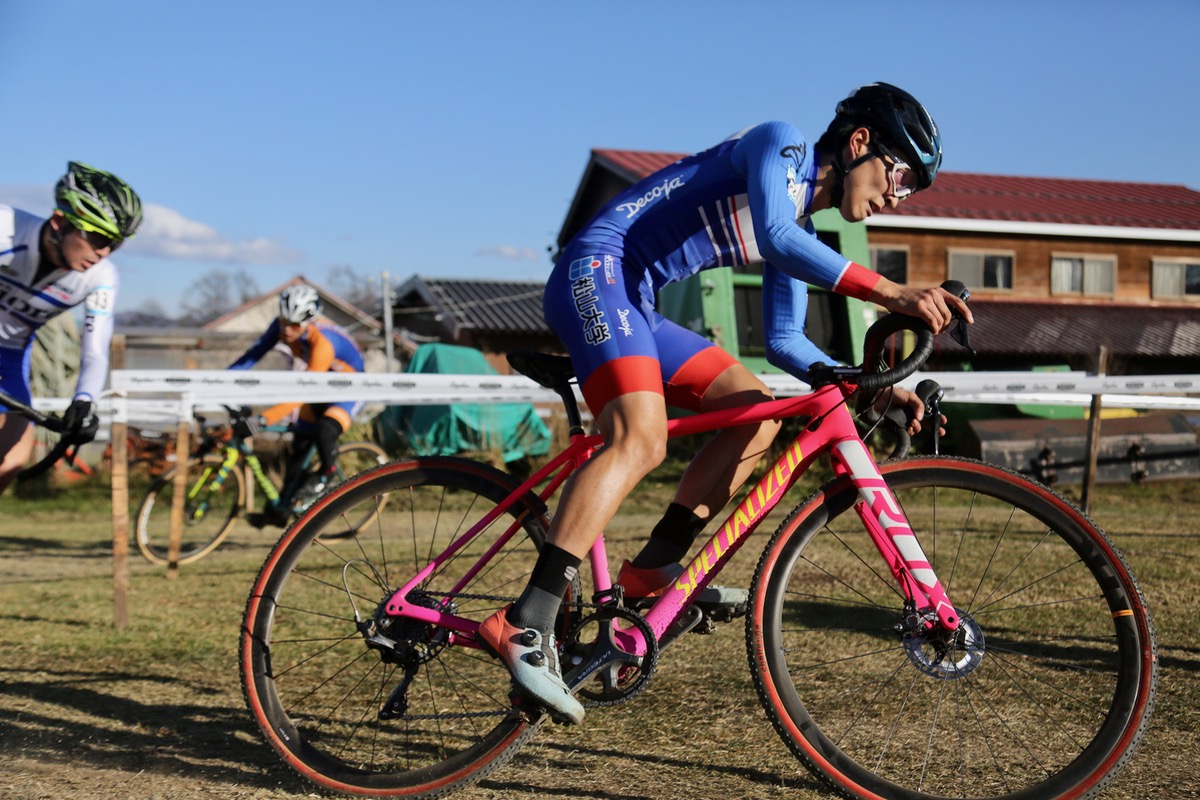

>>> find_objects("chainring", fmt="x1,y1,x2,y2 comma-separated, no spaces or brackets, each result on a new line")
561,605,659,706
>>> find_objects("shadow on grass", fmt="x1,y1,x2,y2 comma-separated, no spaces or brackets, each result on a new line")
0,668,285,790
476,737,822,798
0,664,821,799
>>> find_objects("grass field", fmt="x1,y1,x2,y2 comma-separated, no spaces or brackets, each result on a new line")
1,468,1198,800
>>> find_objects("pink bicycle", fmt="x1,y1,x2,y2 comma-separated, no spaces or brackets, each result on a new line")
240,284,1156,800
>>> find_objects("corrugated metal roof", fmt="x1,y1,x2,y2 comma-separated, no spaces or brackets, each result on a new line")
966,299,1200,358
416,278,549,335
590,148,1200,231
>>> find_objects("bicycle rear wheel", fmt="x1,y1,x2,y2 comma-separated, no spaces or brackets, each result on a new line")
310,441,390,539
135,455,244,566
748,456,1156,800
241,456,577,798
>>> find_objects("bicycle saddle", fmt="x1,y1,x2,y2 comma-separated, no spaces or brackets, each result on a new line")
507,350,575,391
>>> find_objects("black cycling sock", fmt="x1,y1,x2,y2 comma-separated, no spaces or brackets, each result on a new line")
278,436,313,505
510,544,581,633
631,503,707,569
314,416,343,473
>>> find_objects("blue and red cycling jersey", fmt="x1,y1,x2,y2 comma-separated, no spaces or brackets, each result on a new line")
545,120,881,414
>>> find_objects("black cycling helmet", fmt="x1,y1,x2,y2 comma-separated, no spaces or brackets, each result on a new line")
55,161,143,241
834,82,942,189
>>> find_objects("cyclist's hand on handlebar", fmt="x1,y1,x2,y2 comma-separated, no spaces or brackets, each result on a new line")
62,398,99,444
884,386,946,438
869,280,973,334
232,413,265,440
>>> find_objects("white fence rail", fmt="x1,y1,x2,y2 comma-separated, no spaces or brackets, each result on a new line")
19,369,1200,429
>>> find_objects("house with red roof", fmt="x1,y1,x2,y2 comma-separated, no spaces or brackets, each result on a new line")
558,149,1200,375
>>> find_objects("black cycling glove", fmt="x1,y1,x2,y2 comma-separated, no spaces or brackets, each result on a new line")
62,398,100,444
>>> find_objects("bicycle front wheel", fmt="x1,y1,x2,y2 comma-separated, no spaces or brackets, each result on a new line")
241,456,575,798
748,456,1156,800
135,455,244,566
312,440,391,539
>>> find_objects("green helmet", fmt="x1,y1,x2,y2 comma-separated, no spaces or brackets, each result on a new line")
55,161,143,241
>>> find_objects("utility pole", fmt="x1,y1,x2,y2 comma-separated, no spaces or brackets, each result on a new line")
381,271,394,371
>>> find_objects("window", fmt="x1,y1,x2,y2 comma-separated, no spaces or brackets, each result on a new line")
1051,254,1116,296
733,282,766,356
948,250,1013,290
869,246,908,283
1151,259,1200,299
730,284,852,363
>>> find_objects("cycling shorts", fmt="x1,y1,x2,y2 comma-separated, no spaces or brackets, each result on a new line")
295,400,363,433
544,250,738,415
0,345,34,414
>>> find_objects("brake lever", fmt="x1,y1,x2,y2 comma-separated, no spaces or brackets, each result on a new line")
914,379,945,455
940,280,977,357
950,318,976,357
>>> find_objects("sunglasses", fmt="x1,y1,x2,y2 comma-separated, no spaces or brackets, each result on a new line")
872,141,919,199
67,219,122,252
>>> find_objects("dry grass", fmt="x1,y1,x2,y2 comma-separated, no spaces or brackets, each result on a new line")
0,472,1198,800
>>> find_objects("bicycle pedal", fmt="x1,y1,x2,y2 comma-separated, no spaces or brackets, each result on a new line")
509,688,580,726
696,599,748,625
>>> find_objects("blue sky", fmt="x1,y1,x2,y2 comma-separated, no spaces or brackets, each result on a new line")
2,1,1197,313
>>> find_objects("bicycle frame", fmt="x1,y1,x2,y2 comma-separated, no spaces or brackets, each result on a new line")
383,380,959,654
187,428,321,515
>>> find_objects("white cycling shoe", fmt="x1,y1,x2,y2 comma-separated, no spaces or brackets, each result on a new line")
478,605,584,725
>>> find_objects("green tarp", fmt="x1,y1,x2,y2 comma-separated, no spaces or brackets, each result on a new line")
375,343,551,463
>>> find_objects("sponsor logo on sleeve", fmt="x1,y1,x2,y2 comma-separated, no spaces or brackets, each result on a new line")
780,144,808,221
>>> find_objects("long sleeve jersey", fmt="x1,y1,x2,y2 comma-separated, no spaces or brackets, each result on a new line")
0,205,118,401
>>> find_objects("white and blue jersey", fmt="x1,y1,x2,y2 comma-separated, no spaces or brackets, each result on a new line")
0,205,117,409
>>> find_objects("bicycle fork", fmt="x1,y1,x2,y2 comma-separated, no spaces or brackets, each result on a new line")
831,438,960,632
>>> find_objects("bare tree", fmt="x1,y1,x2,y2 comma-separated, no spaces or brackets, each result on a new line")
116,297,174,327
326,265,381,313
179,269,262,325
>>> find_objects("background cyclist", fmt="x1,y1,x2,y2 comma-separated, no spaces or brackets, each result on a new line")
479,82,974,723
228,283,365,527
0,161,142,493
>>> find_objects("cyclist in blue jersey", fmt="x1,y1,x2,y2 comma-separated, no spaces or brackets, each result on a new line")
480,83,974,723
0,162,142,493
229,283,366,527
